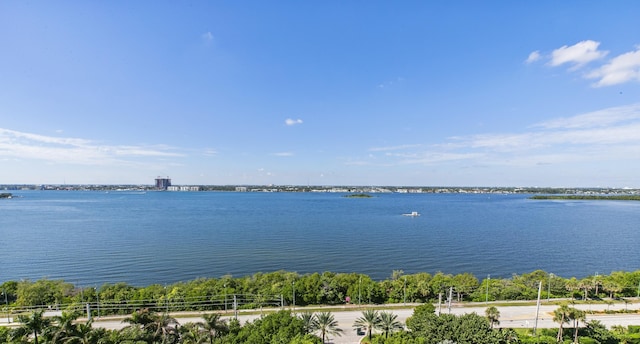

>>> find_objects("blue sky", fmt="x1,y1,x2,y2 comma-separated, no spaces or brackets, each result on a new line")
2,1,640,187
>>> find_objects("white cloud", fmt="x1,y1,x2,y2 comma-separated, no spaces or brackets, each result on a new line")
369,144,422,152
202,31,214,42
364,104,640,170
285,118,303,126
534,103,640,129
203,148,218,156
549,40,608,69
0,128,183,165
273,152,294,157
533,40,640,87
586,47,640,87
525,51,541,64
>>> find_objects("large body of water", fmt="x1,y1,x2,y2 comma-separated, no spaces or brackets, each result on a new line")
1,190,638,286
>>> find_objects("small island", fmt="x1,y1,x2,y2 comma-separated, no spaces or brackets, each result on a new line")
344,193,373,198
0,193,13,199
530,195,640,201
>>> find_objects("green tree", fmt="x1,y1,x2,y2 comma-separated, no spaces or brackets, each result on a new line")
198,313,228,343
569,308,586,344
405,304,435,334
553,303,572,342
452,273,479,301
122,308,179,344
51,310,81,343
299,311,318,334
62,320,98,344
150,312,180,344
485,306,500,329
314,312,342,343
232,310,314,344
16,279,74,307
584,320,618,344
178,322,206,344
13,309,52,344
353,309,381,342
377,311,403,338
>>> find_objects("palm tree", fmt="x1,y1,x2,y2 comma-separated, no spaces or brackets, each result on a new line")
52,310,81,343
14,309,52,344
299,311,318,335
353,309,380,342
553,303,572,342
179,322,207,344
485,306,500,329
376,311,403,338
123,308,179,344
198,313,228,344
314,312,343,343
62,320,96,344
151,312,180,344
122,308,158,329
570,308,586,344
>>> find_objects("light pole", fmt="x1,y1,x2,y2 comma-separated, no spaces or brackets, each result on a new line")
292,281,296,311
403,276,407,305
485,274,490,304
95,287,100,319
358,276,361,305
164,285,169,313
2,288,9,323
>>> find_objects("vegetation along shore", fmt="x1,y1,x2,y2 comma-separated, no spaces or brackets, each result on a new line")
2,269,640,343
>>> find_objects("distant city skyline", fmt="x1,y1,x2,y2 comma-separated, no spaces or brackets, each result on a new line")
2,2,640,188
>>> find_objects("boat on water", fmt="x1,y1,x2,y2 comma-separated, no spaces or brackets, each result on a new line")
402,211,420,217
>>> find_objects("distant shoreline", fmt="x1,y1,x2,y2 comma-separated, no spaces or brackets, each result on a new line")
531,195,640,201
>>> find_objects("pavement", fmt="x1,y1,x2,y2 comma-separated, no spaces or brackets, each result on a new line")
3,300,640,344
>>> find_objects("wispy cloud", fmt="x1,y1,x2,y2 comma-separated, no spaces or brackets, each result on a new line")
272,152,294,157
202,31,214,43
377,77,405,89
285,118,303,126
533,104,640,129
363,103,640,169
525,51,541,64
530,40,640,87
369,144,422,152
0,128,183,165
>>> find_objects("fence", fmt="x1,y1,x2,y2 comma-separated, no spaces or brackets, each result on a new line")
0,293,284,323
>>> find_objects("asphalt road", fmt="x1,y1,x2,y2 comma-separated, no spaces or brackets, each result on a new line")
4,301,640,344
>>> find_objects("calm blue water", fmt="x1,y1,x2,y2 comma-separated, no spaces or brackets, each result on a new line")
1,191,639,286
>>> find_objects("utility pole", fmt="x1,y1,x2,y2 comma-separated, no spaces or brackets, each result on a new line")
96,287,100,319
403,276,407,305
447,287,453,314
485,274,490,304
2,288,9,323
534,281,542,336
358,276,361,305
292,281,296,311
233,294,238,320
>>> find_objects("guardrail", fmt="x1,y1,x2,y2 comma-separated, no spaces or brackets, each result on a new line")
0,293,284,324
